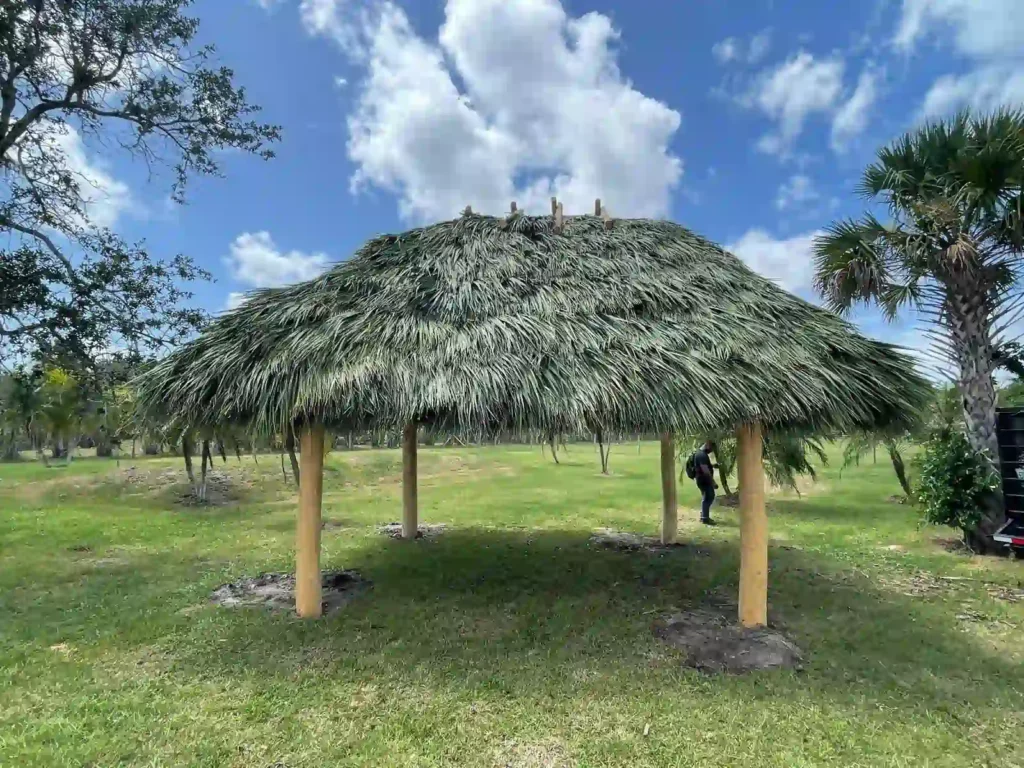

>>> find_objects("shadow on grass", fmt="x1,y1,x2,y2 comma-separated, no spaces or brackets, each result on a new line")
7,526,1023,716
182,530,1024,706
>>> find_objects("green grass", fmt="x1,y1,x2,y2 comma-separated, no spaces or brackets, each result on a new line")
1,443,1023,767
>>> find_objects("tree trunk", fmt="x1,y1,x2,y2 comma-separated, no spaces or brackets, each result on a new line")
718,464,732,496
948,293,1004,552
199,439,211,501
182,433,196,489
886,442,912,499
285,426,300,487
131,438,136,459
548,431,559,465
65,436,76,465
217,439,227,464
596,428,610,474
2,431,18,461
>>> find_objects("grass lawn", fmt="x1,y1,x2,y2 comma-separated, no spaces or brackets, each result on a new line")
2,442,1023,767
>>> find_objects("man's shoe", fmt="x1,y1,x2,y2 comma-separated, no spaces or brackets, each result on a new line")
701,518,716,526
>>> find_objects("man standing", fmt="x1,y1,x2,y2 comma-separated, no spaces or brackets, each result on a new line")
693,440,717,525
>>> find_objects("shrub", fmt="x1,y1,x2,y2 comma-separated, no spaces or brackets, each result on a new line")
915,430,999,540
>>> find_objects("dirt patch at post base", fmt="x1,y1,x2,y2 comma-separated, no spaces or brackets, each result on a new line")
378,522,448,540
210,571,369,615
655,609,803,673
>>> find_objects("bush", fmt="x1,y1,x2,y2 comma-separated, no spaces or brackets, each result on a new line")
915,430,998,539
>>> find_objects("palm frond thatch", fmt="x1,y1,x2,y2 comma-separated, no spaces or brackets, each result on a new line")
137,213,929,437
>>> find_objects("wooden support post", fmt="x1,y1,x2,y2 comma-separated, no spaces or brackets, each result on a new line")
402,422,418,539
660,432,677,545
296,423,325,619
737,421,767,628
555,202,564,233
550,196,557,216
594,198,602,215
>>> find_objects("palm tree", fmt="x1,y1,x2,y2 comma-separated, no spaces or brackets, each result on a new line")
842,431,914,500
36,367,84,465
814,110,1024,548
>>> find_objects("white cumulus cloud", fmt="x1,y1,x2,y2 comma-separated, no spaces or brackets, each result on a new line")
775,175,819,211
712,29,771,65
747,52,845,155
725,228,822,294
919,67,1024,118
712,37,740,64
831,68,880,151
224,231,331,296
303,0,683,222
895,0,1024,117
28,123,133,230
894,0,1024,59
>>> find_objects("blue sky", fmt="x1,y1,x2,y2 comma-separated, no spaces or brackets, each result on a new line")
88,0,1024,370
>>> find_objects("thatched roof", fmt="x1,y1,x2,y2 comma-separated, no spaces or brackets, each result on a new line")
137,212,928,436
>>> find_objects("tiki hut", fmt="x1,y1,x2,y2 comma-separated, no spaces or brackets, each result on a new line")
138,202,928,625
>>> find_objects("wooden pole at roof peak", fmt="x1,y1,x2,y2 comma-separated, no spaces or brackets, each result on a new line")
660,432,677,545
402,422,418,539
296,423,325,618
550,197,557,216
594,198,602,215
737,421,768,628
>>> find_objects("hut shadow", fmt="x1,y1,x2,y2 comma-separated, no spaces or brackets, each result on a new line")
156,527,1024,714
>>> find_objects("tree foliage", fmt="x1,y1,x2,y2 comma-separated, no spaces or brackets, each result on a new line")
0,0,280,368
916,429,999,544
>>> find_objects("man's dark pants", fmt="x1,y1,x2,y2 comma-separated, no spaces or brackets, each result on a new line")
698,479,715,522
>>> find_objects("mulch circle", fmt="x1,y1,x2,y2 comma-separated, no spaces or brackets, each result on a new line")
589,528,710,556
377,523,448,540
654,609,803,674
210,570,370,615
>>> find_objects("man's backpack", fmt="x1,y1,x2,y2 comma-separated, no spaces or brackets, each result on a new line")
684,452,697,479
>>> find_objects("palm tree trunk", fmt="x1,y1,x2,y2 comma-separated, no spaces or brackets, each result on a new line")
182,433,196,490
200,439,211,501
948,295,1004,551
595,428,610,474
285,425,300,487
718,465,732,496
886,442,912,499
